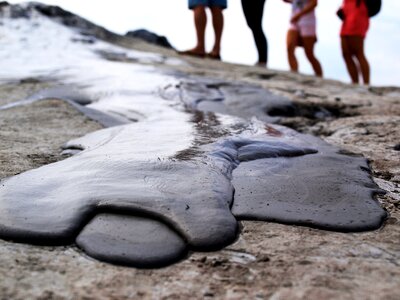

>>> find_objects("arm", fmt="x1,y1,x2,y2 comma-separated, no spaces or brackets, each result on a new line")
337,7,345,21
291,0,317,23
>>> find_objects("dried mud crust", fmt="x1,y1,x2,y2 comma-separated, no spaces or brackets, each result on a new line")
0,78,55,107
0,98,102,179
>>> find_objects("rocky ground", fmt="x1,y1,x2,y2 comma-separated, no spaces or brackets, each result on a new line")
1,25,400,300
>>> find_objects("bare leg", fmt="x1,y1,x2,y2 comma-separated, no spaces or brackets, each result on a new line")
287,29,299,73
302,37,323,77
179,6,207,56
210,6,224,57
341,36,359,84
193,6,207,54
352,36,370,85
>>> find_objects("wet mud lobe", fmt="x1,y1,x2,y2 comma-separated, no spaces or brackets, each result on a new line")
0,116,239,266
0,117,387,267
76,214,188,268
232,136,387,232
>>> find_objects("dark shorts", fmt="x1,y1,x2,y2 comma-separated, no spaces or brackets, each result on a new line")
189,0,227,9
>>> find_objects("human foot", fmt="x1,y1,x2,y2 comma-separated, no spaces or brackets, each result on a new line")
206,52,221,60
255,61,267,68
177,49,206,58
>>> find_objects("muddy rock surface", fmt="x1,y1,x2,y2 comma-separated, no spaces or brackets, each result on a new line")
0,2,399,299
1,60,399,300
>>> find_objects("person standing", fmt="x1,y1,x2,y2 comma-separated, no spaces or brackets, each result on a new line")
241,0,268,67
338,0,370,85
283,0,323,77
179,0,227,60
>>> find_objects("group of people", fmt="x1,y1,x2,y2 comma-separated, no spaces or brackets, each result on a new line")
179,0,374,85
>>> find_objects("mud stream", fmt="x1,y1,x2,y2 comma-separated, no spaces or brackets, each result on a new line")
0,5,387,268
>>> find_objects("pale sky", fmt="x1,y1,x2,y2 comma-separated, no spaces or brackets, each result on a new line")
7,0,400,86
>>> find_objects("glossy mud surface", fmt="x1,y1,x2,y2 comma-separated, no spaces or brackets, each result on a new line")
76,214,187,268
0,4,388,268
232,134,387,231
0,119,387,266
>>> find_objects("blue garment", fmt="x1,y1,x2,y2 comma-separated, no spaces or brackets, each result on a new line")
293,0,307,10
189,0,227,9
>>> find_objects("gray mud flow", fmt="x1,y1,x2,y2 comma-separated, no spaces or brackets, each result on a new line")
161,76,294,123
0,74,388,267
0,118,387,267
0,2,388,268
232,134,387,231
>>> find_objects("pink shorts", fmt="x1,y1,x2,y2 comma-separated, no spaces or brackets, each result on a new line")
290,22,316,37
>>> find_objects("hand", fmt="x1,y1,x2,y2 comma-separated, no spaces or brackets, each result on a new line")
291,14,301,23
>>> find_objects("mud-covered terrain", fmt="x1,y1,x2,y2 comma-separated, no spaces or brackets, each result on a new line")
0,2,399,299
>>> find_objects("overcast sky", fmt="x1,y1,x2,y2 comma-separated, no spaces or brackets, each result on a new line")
8,0,400,86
